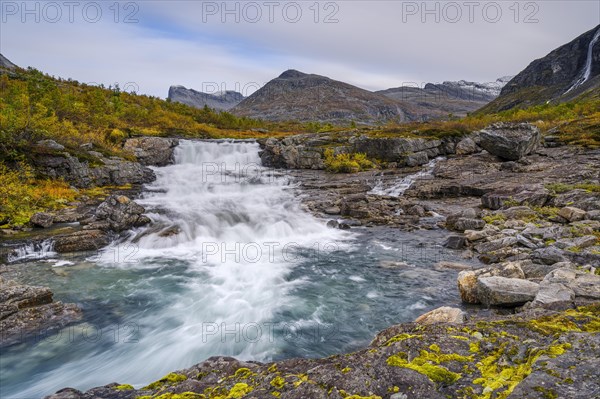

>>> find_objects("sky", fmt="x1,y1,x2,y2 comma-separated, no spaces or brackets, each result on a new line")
1,1,599,98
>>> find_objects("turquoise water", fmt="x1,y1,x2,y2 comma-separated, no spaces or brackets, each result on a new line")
1,141,470,398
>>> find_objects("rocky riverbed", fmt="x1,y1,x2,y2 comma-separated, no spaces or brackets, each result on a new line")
2,123,600,398
46,304,600,399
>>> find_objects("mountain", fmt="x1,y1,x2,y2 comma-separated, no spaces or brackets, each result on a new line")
482,24,600,112
0,53,17,70
232,69,416,124
377,77,511,117
168,85,245,111
232,70,511,124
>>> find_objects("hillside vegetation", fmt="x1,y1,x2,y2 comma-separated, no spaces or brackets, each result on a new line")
1,65,599,227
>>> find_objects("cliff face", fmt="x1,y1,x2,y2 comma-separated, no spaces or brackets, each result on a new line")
168,86,245,111
482,24,600,112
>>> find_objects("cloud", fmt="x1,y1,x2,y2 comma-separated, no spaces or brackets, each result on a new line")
1,1,598,97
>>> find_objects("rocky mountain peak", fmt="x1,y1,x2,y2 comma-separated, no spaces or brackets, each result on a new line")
481,24,600,112
0,53,17,70
278,69,308,79
167,85,245,111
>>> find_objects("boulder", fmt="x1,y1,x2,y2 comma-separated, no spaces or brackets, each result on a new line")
478,122,540,161
30,212,54,228
455,137,479,155
0,278,82,347
543,267,600,300
453,218,485,232
35,139,65,151
557,206,586,222
476,276,539,307
457,262,525,304
531,246,568,265
530,283,575,308
123,137,179,166
443,236,466,249
95,195,150,232
415,307,466,325
53,230,110,253
474,237,518,254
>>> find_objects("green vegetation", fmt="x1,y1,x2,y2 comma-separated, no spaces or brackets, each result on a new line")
546,182,600,194
2,64,599,228
367,97,600,147
386,349,465,385
143,373,188,390
0,67,270,165
0,162,77,227
482,213,507,225
324,149,374,173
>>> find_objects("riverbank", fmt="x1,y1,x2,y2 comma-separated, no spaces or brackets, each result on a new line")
2,125,599,399
46,304,600,399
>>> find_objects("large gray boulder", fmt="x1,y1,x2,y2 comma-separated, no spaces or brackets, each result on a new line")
53,230,110,253
95,195,150,232
414,306,466,325
0,277,82,347
476,276,539,306
123,137,179,166
32,149,155,188
457,261,525,304
29,212,54,228
478,122,540,161
543,267,600,300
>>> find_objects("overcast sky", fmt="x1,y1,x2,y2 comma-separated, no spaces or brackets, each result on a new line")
1,1,599,97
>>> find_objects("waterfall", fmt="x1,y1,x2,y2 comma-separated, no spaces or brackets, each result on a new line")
565,27,600,94
7,240,56,262
369,157,444,197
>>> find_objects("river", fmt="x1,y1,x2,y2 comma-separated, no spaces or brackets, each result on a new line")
1,140,470,398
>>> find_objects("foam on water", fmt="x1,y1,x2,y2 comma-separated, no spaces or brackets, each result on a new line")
369,157,444,197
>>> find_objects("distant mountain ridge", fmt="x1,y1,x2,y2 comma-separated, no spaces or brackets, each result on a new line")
482,24,600,112
168,85,245,111
231,70,507,124
377,77,511,118
232,70,412,124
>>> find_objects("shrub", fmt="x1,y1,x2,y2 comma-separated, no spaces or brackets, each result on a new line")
324,149,374,173
0,162,77,227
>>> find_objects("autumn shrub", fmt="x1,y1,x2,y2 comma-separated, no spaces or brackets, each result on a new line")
0,162,77,227
324,149,374,173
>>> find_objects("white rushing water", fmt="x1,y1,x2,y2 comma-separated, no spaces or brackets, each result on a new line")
565,27,600,94
4,140,351,397
369,157,444,197
3,141,472,398
118,140,350,362
7,239,56,262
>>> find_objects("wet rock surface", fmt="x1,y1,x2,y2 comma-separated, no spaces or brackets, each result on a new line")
0,275,82,347
31,139,156,188
123,137,179,166
46,305,600,399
